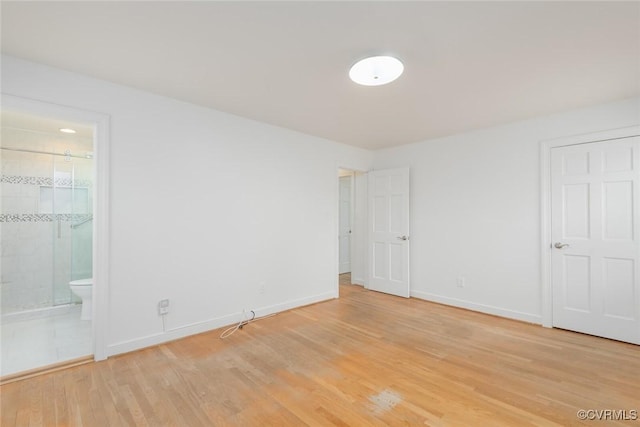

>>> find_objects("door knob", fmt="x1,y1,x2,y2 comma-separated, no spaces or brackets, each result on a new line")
397,235,409,241
554,242,570,249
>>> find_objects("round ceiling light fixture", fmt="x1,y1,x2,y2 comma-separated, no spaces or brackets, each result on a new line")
59,128,77,134
349,55,404,86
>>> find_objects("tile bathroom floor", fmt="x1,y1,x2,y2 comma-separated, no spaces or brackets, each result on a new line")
1,305,92,377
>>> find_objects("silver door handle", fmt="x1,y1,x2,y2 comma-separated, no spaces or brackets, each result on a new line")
554,242,570,249
397,235,409,241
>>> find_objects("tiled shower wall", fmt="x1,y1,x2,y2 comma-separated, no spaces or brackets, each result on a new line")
1,127,93,314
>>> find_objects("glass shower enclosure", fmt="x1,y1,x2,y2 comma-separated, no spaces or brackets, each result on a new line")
0,117,94,315
50,152,94,306
1,110,95,377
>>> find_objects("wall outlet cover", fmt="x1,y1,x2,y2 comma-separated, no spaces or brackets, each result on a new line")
158,299,170,315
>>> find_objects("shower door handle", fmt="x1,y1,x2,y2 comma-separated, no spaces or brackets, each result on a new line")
57,219,62,239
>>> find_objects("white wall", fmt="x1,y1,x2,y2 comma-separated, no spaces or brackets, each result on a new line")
4,55,637,353
373,97,640,323
1,55,372,355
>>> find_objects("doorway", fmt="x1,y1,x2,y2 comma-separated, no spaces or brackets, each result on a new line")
1,110,94,376
338,170,353,275
1,95,110,379
337,168,366,293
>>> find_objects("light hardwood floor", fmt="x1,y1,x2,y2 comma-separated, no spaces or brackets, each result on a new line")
2,275,639,426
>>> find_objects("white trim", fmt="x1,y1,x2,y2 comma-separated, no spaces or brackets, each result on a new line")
411,290,542,324
107,291,334,356
1,94,111,361
539,125,640,328
93,113,110,361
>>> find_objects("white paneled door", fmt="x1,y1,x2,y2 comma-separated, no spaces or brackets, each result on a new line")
368,168,410,297
339,175,352,274
551,137,640,344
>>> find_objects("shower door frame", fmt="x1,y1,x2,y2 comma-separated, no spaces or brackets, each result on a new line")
3,94,111,361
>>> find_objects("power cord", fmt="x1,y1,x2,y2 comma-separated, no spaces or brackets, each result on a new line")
220,310,276,339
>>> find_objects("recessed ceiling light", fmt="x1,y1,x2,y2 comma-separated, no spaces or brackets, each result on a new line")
349,56,404,86
59,128,76,134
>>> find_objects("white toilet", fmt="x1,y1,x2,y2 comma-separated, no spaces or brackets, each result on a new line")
69,278,93,320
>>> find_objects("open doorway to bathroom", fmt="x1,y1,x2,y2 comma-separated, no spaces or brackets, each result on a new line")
1,110,94,378
337,168,367,295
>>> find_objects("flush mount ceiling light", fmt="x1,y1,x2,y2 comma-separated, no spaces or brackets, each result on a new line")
349,56,404,86
59,128,76,134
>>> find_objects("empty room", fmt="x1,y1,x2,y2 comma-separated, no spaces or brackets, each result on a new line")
1,1,639,426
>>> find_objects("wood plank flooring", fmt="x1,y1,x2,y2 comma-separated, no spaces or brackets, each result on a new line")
2,275,639,426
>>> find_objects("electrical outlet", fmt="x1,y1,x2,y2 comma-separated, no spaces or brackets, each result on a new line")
456,277,466,288
158,299,170,315
259,281,266,294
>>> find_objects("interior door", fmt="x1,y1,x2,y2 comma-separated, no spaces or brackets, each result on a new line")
368,167,410,297
339,175,352,274
551,137,640,344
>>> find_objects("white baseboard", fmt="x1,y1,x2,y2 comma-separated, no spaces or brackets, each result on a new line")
410,290,542,324
106,291,335,357
351,276,365,286
250,291,335,318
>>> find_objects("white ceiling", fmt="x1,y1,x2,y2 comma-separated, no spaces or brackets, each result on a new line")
2,1,638,150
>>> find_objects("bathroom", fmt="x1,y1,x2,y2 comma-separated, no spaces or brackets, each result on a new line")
1,110,94,378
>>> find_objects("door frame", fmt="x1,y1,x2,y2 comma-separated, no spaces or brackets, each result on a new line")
540,125,640,328
2,94,111,361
